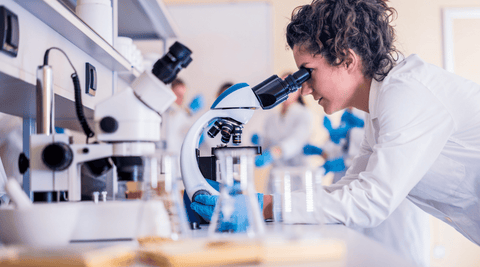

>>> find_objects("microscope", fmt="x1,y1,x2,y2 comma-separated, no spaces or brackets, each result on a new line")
22,42,192,203
181,68,311,204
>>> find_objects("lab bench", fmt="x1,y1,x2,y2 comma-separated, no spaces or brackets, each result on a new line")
0,224,416,267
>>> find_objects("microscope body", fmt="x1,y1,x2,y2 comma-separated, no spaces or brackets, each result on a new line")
27,42,191,202
28,71,176,202
181,83,261,201
181,68,311,203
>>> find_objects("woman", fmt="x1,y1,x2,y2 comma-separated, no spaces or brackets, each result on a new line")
285,0,480,245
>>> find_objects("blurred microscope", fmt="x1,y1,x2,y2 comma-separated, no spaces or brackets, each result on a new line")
14,42,192,241
19,42,191,203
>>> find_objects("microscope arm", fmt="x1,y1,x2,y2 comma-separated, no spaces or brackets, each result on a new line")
180,108,255,201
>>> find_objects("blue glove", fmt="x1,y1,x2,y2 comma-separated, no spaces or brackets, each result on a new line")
251,133,261,145
341,110,364,128
323,158,346,173
323,116,333,131
303,144,323,155
329,126,349,144
190,181,264,232
188,94,205,114
255,150,274,167
323,116,349,144
55,127,65,134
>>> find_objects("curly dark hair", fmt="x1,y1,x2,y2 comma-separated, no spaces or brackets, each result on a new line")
286,0,400,81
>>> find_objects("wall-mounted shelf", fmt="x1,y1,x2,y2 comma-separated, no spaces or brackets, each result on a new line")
14,0,138,81
118,0,179,40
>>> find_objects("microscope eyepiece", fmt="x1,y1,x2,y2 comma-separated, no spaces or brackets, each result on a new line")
152,42,192,84
252,67,311,110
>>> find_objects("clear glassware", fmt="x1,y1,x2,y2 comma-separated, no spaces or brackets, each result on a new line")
208,147,265,238
271,167,325,232
156,154,190,240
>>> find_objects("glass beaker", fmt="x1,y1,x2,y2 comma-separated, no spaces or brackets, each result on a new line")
271,167,325,228
134,154,190,241
156,154,190,240
208,147,265,237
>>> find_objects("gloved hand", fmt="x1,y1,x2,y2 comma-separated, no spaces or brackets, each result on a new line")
323,116,349,144
255,150,274,167
190,180,264,232
303,144,323,155
55,127,65,134
329,127,349,144
323,158,346,173
251,133,261,145
341,110,364,128
188,94,205,114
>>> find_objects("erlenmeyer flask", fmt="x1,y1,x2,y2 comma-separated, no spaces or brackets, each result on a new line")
208,147,265,237
157,154,190,240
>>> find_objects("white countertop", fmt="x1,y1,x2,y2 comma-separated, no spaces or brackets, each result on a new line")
0,223,415,267
183,223,416,267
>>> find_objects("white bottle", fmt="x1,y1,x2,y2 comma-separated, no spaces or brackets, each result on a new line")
76,0,113,45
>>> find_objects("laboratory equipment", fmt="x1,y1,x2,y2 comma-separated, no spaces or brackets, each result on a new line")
153,154,190,240
181,67,311,203
271,167,324,225
14,42,192,242
22,41,191,202
208,147,265,236
76,0,113,44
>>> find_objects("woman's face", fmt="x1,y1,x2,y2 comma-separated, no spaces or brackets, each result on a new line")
293,45,362,114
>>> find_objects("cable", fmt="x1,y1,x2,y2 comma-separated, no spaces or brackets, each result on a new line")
43,47,95,143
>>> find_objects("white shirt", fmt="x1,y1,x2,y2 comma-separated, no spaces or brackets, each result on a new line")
161,104,193,157
314,54,480,245
263,102,313,167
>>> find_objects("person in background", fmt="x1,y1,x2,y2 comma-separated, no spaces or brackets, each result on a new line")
284,0,480,249
160,78,204,157
305,108,431,266
254,73,313,170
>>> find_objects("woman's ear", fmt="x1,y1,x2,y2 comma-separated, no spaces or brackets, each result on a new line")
345,49,359,72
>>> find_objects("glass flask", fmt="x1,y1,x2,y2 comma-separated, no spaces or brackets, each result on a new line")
271,167,325,228
208,147,265,238
156,154,190,240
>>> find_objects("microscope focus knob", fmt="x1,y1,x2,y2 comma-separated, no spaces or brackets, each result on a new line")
100,116,118,133
42,142,73,171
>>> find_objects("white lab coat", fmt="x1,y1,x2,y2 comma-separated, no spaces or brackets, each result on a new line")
330,110,430,267
161,103,194,157
263,102,313,167
289,54,480,247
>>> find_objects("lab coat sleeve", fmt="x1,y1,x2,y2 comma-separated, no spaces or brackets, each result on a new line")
314,76,455,227
325,134,372,191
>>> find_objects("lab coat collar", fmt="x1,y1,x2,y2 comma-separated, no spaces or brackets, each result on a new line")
368,55,407,119
368,78,379,119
